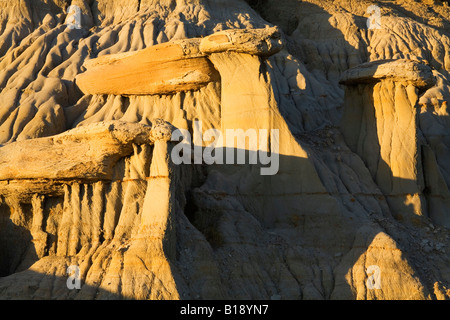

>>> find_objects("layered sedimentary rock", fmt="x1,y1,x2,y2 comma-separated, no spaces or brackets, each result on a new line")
75,39,220,95
0,119,182,299
75,27,283,96
0,0,449,301
0,121,153,182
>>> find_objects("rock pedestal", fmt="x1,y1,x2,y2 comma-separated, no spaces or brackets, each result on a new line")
340,59,436,223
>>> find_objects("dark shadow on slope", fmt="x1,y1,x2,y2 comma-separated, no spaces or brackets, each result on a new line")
0,201,37,277
0,150,379,299
237,1,447,298
0,267,124,300
417,104,450,228
176,143,449,299
247,0,370,71
246,0,300,35
0,145,447,299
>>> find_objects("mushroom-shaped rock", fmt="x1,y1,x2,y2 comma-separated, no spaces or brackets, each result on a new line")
339,59,436,223
150,118,173,142
75,28,284,97
339,59,436,88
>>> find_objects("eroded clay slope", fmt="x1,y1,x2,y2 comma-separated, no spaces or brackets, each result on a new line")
0,0,448,300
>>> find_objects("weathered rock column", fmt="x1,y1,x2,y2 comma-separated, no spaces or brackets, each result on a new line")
139,119,176,260
339,59,436,222
200,27,284,135
200,28,341,241
120,119,181,300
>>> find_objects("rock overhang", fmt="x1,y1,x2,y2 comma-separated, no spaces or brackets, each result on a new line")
339,59,436,89
75,27,284,96
0,121,154,182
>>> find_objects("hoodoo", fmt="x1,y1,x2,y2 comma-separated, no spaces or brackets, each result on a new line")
0,0,448,300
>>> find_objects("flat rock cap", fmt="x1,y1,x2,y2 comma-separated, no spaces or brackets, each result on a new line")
339,59,436,88
199,26,284,56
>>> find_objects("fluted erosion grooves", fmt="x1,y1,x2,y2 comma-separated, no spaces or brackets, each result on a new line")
0,0,448,300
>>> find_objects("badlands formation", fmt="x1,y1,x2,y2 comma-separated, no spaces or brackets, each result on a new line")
0,0,449,300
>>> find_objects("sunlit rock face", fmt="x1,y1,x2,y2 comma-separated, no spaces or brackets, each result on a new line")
0,0,448,300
